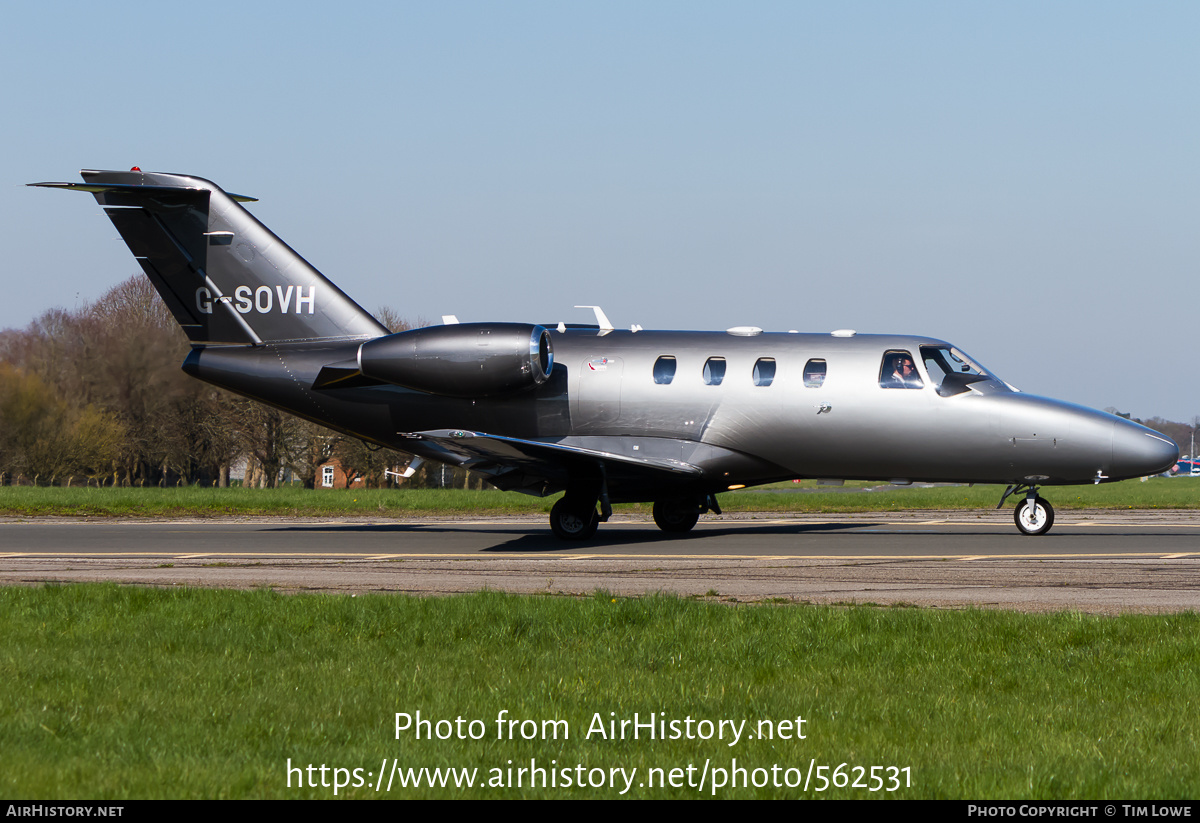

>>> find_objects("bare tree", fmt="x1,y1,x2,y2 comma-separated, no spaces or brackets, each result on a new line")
373,306,412,335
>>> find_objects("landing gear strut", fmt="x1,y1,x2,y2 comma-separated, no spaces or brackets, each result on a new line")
549,472,610,541
998,484,1055,536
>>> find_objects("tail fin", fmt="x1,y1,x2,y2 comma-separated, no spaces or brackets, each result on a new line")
30,169,387,345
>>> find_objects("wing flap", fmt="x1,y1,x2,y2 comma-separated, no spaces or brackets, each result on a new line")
413,429,702,475
406,429,703,495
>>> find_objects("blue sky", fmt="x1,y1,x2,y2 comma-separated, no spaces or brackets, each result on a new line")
4,1,1196,421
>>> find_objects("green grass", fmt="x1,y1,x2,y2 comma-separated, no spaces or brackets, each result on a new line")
0,485,550,518
0,477,1196,518
2,585,1197,798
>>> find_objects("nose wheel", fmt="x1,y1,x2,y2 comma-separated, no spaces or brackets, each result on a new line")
999,484,1056,536
1014,495,1054,536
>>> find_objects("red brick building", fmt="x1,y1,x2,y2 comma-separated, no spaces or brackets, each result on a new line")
315,459,366,490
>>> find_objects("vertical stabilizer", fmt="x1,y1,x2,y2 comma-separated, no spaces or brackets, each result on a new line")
31,170,387,345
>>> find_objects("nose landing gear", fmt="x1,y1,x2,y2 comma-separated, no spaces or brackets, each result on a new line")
1013,495,1054,535
998,484,1056,536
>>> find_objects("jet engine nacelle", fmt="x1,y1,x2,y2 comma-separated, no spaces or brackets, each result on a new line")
357,323,554,397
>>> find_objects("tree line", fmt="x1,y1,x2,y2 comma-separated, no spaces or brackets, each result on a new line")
0,276,482,489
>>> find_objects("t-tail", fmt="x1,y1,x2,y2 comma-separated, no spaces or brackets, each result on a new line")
29,169,386,345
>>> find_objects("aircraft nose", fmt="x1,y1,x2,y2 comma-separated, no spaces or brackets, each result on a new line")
1110,421,1179,479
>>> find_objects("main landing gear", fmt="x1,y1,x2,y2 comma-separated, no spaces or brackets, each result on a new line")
651,494,721,535
548,486,722,541
647,494,723,536
652,497,702,533
998,484,1055,536
549,473,610,542
549,496,599,541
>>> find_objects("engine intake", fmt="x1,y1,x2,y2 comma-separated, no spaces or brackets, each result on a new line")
357,323,553,397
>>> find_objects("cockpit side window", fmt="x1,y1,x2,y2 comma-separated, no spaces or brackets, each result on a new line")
879,350,923,389
920,345,993,397
803,359,826,388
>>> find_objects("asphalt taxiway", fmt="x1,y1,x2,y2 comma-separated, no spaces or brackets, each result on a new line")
2,510,1197,613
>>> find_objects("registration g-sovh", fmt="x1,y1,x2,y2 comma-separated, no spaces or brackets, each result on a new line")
196,285,317,315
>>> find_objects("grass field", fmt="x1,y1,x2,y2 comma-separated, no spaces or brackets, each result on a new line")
2,584,1197,799
0,476,1196,518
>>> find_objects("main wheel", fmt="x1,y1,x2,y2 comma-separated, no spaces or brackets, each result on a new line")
1014,496,1054,536
652,498,701,533
550,498,599,541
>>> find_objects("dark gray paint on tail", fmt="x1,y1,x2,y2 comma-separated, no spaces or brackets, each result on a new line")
32,170,386,345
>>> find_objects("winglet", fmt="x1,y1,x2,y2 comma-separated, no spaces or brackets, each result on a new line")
574,305,614,331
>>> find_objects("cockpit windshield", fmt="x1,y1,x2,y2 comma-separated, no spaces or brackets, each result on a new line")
920,345,1004,397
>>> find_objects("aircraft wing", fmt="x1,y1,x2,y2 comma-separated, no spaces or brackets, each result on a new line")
405,429,703,496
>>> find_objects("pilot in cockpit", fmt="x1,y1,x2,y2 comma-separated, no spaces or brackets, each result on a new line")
880,353,924,389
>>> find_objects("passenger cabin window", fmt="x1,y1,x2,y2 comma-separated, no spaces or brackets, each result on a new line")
803,359,827,388
752,358,776,387
653,356,677,385
879,351,923,389
703,357,727,386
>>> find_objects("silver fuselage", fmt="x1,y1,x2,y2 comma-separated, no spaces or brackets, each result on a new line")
190,327,1177,500
545,329,1173,487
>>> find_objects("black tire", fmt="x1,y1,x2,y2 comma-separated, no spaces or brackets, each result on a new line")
1014,496,1054,536
550,498,599,541
652,498,701,533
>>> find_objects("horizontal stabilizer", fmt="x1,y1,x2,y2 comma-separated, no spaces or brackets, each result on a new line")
28,181,259,202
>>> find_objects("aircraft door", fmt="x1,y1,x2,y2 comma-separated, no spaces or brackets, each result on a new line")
859,350,941,476
575,355,623,433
